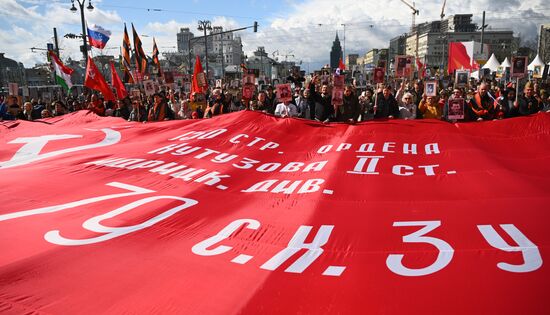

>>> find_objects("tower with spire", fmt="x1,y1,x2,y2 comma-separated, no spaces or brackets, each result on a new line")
330,32,343,70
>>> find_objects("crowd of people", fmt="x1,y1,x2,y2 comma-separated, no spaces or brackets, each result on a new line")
1,75,549,124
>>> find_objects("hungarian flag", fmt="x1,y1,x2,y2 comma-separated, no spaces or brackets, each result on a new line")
87,24,111,49
121,23,134,84
84,56,116,101
191,55,207,94
152,37,163,77
110,61,127,100
132,23,147,75
49,51,73,92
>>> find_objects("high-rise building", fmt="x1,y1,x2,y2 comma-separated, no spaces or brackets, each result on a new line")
178,26,244,77
389,35,407,62
346,54,359,66
404,14,517,69
176,28,194,54
538,24,550,63
330,33,343,70
0,53,26,89
211,27,243,67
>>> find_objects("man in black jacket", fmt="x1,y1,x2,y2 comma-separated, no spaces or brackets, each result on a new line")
374,85,399,119
308,75,333,122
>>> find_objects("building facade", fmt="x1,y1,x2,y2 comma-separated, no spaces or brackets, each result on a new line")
389,35,407,63
176,28,194,54
539,24,550,63
0,53,26,90
404,15,517,70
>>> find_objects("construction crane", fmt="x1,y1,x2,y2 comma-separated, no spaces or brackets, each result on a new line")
440,0,446,19
400,0,419,32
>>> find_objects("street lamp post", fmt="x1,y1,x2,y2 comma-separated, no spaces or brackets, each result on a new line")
341,23,346,65
70,0,94,65
197,20,212,83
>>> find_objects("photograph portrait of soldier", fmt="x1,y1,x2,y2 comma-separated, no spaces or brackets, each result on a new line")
374,67,385,83
511,56,527,78
533,65,542,79
396,56,407,77
332,89,344,106
276,84,293,102
243,74,255,85
448,98,465,120
425,81,437,97
455,70,469,88
333,74,345,88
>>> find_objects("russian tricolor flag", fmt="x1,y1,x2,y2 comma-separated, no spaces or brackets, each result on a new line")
87,24,111,49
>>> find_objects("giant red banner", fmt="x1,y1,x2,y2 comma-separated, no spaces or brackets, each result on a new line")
1,111,549,314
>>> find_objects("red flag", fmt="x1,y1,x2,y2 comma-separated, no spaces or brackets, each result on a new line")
110,61,127,100
416,57,425,79
85,56,116,101
448,42,474,74
1,111,549,314
338,58,345,71
191,55,207,94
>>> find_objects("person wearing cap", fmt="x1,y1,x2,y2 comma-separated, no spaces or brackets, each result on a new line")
514,81,541,116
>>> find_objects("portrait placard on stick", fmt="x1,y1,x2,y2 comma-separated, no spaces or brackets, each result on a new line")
373,67,385,84
333,74,344,88
242,84,255,100
8,83,18,96
332,88,344,106
511,56,528,78
143,80,155,96
455,70,470,88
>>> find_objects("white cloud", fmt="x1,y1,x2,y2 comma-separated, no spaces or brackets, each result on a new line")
0,0,547,69
240,0,549,67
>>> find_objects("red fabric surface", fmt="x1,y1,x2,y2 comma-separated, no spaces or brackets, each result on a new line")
0,111,549,314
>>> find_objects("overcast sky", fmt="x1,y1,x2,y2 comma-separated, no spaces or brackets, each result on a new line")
1,0,548,69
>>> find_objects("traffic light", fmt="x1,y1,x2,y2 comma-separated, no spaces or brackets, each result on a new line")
253,21,258,32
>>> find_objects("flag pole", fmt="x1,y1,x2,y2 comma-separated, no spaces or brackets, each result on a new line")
515,77,519,103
